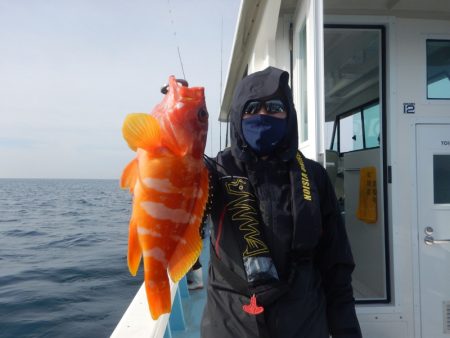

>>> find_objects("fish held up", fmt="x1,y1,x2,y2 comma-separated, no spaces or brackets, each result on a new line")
120,76,209,319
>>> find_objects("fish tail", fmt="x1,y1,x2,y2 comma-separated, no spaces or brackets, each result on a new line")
168,167,209,282
127,215,141,276
143,259,171,320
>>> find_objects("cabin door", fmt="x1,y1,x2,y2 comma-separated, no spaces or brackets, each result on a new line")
416,124,450,338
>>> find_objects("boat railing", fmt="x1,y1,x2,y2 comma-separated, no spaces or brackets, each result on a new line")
111,277,190,338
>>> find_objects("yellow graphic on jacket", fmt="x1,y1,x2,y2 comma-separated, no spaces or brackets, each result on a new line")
224,178,270,257
296,152,312,201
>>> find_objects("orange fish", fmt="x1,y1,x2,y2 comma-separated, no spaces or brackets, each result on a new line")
120,76,209,319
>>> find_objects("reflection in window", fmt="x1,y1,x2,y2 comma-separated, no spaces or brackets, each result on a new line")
325,121,335,150
340,112,363,153
363,103,380,148
427,40,450,99
434,155,450,204
299,25,308,142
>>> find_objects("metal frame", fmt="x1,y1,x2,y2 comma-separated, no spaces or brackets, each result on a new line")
324,24,391,305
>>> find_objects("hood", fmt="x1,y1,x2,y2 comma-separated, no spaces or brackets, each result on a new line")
229,66,299,162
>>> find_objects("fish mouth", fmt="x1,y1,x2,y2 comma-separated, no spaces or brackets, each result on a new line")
160,79,189,94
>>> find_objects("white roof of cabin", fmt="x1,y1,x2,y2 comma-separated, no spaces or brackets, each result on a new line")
219,0,450,121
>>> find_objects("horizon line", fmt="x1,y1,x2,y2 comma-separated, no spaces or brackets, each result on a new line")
0,177,120,180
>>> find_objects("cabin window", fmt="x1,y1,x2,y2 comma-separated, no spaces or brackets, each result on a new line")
334,101,380,154
324,26,389,304
434,155,450,204
299,24,308,142
427,39,450,100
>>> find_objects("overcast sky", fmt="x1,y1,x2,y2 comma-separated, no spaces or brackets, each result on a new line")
0,0,240,179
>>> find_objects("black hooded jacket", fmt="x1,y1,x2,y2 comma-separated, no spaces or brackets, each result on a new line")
201,67,362,338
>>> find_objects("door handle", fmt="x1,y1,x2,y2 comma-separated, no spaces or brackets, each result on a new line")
424,235,450,245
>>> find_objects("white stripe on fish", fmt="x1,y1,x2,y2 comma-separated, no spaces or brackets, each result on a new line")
137,226,162,237
142,177,177,193
170,235,188,245
140,201,191,223
142,177,203,199
143,247,168,264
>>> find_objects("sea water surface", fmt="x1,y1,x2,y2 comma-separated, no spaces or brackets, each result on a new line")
0,179,143,338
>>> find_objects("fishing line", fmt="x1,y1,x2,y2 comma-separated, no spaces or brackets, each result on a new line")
166,0,187,80
203,154,233,176
219,16,223,151
225,111,230,148
210,122,213,156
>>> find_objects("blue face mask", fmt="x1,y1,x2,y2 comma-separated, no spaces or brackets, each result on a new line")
241,114,287,156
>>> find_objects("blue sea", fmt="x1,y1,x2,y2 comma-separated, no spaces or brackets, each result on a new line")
0,179,144,338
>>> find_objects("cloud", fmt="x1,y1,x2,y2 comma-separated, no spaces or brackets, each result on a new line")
0,138,40,149
0,0,240,178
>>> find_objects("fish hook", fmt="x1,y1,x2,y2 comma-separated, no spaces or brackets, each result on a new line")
160,79,189,95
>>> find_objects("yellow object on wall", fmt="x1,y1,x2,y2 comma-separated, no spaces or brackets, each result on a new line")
356,166,378,224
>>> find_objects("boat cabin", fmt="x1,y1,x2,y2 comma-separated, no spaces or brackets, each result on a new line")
220,1,450,337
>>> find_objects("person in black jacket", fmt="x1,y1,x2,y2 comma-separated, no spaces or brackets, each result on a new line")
201,66,362,338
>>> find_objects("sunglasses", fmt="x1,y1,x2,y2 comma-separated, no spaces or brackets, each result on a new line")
244,99,286,115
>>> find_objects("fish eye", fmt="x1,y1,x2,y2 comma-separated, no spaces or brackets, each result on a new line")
198,109,208,122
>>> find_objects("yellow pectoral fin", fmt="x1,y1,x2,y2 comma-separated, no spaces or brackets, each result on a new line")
122,113,161,152
120,158,138,191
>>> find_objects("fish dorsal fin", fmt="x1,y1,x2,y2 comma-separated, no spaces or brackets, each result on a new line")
120,158,138,192
122,113,161,152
